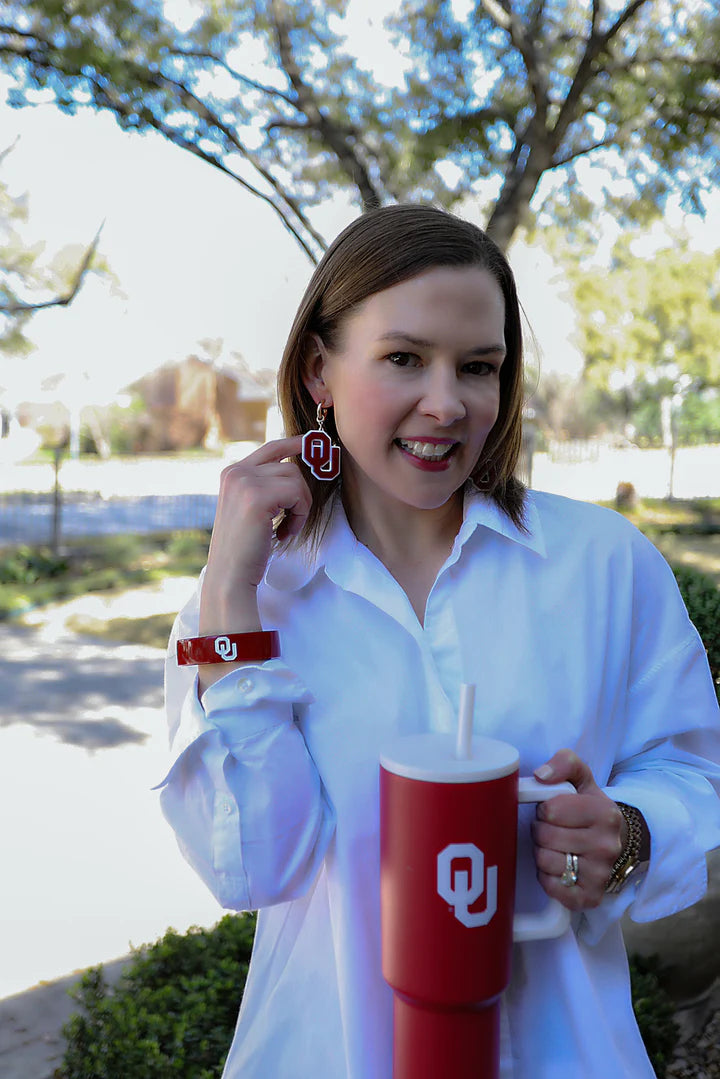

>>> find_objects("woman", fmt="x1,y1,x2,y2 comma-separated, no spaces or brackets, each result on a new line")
160,205,720,1077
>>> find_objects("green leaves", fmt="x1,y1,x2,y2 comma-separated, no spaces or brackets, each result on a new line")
573,232,720,390
58,915,257,1079
1,1,720,255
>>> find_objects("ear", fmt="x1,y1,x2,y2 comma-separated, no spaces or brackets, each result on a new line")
301,332,333,406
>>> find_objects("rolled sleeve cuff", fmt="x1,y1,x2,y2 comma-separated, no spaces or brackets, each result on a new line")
579,778,708,945
155,660,314,789
201,660,315,746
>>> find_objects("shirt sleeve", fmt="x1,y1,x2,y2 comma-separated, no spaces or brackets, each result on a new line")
580,532,720,944
155,575,336,912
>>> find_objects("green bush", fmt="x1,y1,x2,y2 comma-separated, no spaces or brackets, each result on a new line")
629,954,681,1077
57,914,679,1078
0,545,68,584
672,564,720,699
57,915,256,1079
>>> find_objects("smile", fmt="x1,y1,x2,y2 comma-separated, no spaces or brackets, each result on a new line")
396,439,457,461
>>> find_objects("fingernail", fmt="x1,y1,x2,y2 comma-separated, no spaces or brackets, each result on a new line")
535,764,554,780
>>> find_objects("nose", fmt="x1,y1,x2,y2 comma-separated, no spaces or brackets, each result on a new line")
418,367,466,426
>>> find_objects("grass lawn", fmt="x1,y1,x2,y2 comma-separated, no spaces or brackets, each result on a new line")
0,530,210,620
64,610,178,648
602,497,720,586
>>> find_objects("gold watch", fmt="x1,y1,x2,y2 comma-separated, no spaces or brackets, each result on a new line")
605,803,646,894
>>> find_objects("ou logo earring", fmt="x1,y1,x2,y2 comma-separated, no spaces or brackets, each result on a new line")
302,402,341,481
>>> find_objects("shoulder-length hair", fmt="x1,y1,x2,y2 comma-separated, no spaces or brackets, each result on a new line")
277,204,526,547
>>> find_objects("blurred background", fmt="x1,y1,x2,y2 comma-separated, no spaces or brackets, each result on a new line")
1,1,719,1075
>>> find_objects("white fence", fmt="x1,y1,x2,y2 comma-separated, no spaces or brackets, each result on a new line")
531,444,720,502
1,443,719,546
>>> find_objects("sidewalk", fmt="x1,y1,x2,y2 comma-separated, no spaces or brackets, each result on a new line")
0,580,223,1077
0,960,130,1079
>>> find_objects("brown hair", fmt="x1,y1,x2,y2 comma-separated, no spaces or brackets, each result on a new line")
277,204,526,546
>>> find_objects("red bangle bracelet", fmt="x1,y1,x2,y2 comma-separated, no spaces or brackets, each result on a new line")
176,631,280,666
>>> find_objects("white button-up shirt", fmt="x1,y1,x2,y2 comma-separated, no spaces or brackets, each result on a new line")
159,488,720,1078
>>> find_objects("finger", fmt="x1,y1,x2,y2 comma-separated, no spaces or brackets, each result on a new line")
534,791,614,828
532,816,624,866
536,869,602,911
535,846,616,889
534,749,600,795
532,817,605,854
236,435,305,467
535,793,623,835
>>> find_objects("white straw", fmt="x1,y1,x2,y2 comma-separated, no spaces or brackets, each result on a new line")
456,683,476,760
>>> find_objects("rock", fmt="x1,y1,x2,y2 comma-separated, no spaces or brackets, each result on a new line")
615,481,638,510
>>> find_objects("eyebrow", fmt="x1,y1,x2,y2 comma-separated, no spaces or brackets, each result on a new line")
377,331,506,357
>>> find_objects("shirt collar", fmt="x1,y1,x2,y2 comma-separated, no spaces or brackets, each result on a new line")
458,482,546,559
264,486,546,594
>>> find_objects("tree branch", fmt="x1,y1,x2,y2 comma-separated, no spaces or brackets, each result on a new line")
92,69,324,262
142,65,327,253
550,137,613,168
479,0,511,31
169,47,297,106
552,0,650,148
0,136,20,166
480,1,549,137
0,29,327,261
264,118,311,133
269,0,383,211
0,223,103,314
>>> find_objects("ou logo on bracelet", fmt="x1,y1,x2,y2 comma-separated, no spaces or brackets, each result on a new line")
437,843,498,928
214,636,238,662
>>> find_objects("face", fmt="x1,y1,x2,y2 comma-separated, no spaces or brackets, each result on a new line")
304,265,506,531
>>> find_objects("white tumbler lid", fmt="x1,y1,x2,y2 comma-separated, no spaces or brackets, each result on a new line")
380,733,519,784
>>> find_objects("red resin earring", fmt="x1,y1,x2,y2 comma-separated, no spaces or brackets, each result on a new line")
301,402,341,481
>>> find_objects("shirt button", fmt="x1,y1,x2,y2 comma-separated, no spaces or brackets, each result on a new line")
222,801,232,815
237,677,254,693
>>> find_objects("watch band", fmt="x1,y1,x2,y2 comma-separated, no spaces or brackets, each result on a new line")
176,631,280,666
605,802,644,894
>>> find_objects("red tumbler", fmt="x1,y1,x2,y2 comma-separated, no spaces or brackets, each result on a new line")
380,733,572,1079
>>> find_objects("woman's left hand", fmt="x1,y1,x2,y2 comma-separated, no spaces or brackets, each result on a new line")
531,749,624,910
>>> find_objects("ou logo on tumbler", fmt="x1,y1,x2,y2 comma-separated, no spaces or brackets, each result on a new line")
214,636,238,662
302,430,341,481
437,843,498,928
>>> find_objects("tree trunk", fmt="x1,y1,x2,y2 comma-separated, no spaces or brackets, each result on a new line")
51,447,63,554
485,147,550,250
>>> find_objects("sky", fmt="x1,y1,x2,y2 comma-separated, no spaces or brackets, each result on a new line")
1,1,719,411
0,82,586,406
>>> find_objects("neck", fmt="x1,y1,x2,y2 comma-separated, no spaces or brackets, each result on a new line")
342,485,464,572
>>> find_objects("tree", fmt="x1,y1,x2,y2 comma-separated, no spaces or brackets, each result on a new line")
0,142,104,357
566,230,720,453
1,1,719,260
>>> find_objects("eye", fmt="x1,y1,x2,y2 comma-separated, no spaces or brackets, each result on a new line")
463,360,499,376
387,351,422,368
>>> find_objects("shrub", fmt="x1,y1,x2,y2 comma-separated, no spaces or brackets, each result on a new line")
672,564,720,700
629,954,681,1077
57,915,256,1079
57,915,679,1078
0,545,68,584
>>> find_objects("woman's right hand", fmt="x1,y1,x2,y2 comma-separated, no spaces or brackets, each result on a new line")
199,435,311,635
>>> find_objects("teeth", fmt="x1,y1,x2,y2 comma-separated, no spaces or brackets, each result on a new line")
398,439,454,461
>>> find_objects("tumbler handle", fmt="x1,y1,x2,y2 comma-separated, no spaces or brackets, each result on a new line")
512,777,575,943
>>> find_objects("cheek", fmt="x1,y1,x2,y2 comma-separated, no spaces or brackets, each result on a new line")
474,386,502,426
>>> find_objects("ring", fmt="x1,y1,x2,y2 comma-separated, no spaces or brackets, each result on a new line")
561,852,579,887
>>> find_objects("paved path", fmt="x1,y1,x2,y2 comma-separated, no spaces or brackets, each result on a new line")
0,583,222,1077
